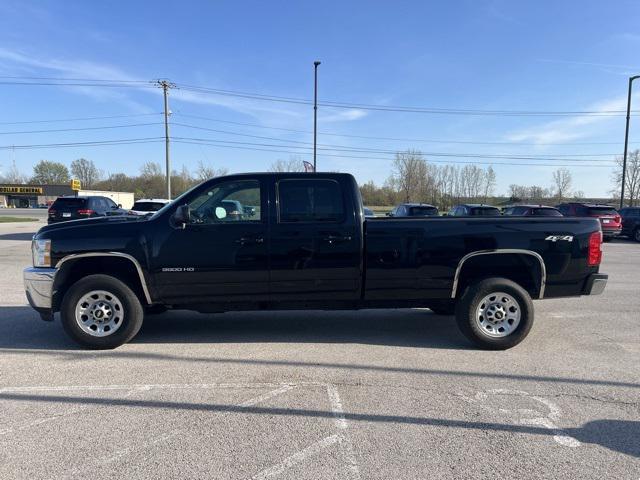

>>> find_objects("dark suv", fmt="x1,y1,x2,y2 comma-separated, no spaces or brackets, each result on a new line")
619,207,640,242
388,203,439,217
503,205,563,217
48,196,127,224
556,203,622,241
448,204,501,216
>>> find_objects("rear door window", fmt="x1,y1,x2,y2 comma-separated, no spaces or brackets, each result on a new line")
471,207,501,216
278,179,344,223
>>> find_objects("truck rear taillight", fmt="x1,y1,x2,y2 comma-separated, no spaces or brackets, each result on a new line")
614,215,621,224
48,209,56,216
77,209,94,215
588,231,602,266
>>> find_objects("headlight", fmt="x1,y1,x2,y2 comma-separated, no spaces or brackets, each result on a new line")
32,239,51,267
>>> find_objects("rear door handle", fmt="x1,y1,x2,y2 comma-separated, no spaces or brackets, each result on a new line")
323,235,352,244
234,236,264,245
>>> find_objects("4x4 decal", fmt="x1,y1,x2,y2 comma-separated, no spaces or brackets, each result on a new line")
545,235,574,242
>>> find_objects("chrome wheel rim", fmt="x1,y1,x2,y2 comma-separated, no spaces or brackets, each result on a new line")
75,290,124,337
475,292,521,338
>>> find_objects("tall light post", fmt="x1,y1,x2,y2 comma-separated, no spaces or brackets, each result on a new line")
313,60,321,172
620,75,640,209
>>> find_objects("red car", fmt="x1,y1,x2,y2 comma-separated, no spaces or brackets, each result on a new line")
556,202,622,241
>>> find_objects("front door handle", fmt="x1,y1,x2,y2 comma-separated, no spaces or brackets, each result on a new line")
323,235,352,244
234,236,265,245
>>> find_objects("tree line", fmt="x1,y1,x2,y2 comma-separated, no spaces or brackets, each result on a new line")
2,149,639,206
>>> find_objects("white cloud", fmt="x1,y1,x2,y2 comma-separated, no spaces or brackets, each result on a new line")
505,94,638,145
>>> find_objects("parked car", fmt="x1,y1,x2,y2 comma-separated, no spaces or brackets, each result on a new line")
556,202,622,241
388,203,439,217
128,199,171,216
25,172,607,351
363,207,375,217
619,206,640,242
47,196,127,224
447,204,501,216
503,205,563,217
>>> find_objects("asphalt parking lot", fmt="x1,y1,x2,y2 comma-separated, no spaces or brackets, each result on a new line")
0,220,638,479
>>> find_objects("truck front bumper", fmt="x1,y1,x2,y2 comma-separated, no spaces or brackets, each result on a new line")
24,267,56,320
582,273,608,296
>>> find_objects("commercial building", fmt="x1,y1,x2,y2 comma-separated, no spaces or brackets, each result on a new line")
0,184,134,209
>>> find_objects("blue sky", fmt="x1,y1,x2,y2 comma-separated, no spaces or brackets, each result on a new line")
1,0,639,196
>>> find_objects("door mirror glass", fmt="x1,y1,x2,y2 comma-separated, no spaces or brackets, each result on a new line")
173,204,191,225
215,206,227,219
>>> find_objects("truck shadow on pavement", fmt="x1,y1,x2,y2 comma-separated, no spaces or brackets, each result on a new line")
0,388,637,458
0,305,467,350
0,232,35,241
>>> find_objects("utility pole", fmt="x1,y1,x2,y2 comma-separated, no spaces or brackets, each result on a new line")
621,75,640,209
154,79,176,199
313,61,321,172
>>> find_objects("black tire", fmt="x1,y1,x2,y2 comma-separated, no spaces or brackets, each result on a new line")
428,300,456,316
455,277,534,350
60,274,144,349
634,227,640,243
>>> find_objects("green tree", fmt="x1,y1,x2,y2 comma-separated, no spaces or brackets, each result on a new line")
31,160,70,184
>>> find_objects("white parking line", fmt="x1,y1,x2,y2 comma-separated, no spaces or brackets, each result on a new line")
251,434,342,479
327,384,362,479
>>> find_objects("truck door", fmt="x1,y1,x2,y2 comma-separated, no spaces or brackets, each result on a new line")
152,178,269,303
269,177,361,302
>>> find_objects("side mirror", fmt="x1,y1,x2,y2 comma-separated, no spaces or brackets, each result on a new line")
173,204,190,228
442,213,448,217
118,204,122,208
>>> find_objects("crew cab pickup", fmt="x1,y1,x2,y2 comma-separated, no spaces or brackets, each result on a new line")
24,172,608,350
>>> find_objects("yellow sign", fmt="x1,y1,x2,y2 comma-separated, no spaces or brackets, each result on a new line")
71,179,81,191
0,186,43,194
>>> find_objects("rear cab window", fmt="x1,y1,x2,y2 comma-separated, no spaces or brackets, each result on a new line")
278,179,345,223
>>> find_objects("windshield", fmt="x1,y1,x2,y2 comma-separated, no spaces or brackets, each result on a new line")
471,207,501,216
588,207,617,216
532,208,562,217
408,206,438,216
132,201,166,212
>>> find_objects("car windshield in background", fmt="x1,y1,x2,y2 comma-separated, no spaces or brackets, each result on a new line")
471,207,501,216
132,202,166,212
533,208,562,216
408,206,438,216
51,198,86,208
588,207,617,216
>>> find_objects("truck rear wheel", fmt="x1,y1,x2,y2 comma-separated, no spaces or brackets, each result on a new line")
455,277,533,350
60,274,144,349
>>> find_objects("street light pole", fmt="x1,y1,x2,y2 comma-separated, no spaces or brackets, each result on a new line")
620,75,640,209
313,61,321,172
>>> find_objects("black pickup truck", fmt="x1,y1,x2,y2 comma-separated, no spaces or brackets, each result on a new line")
24,172,607,350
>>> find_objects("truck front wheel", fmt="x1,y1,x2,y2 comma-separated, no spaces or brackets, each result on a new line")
60,274,144,349
455,277,533,350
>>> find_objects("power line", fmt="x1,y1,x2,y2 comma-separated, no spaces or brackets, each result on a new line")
0,137,164,150
173,112,637,146
0,113,162,125
170,124,618,160
172,139,614,167
172,136,616,163
0,122,163,135
2,75,636,117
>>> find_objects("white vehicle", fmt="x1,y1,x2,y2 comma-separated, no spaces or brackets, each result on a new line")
127,198,171,216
